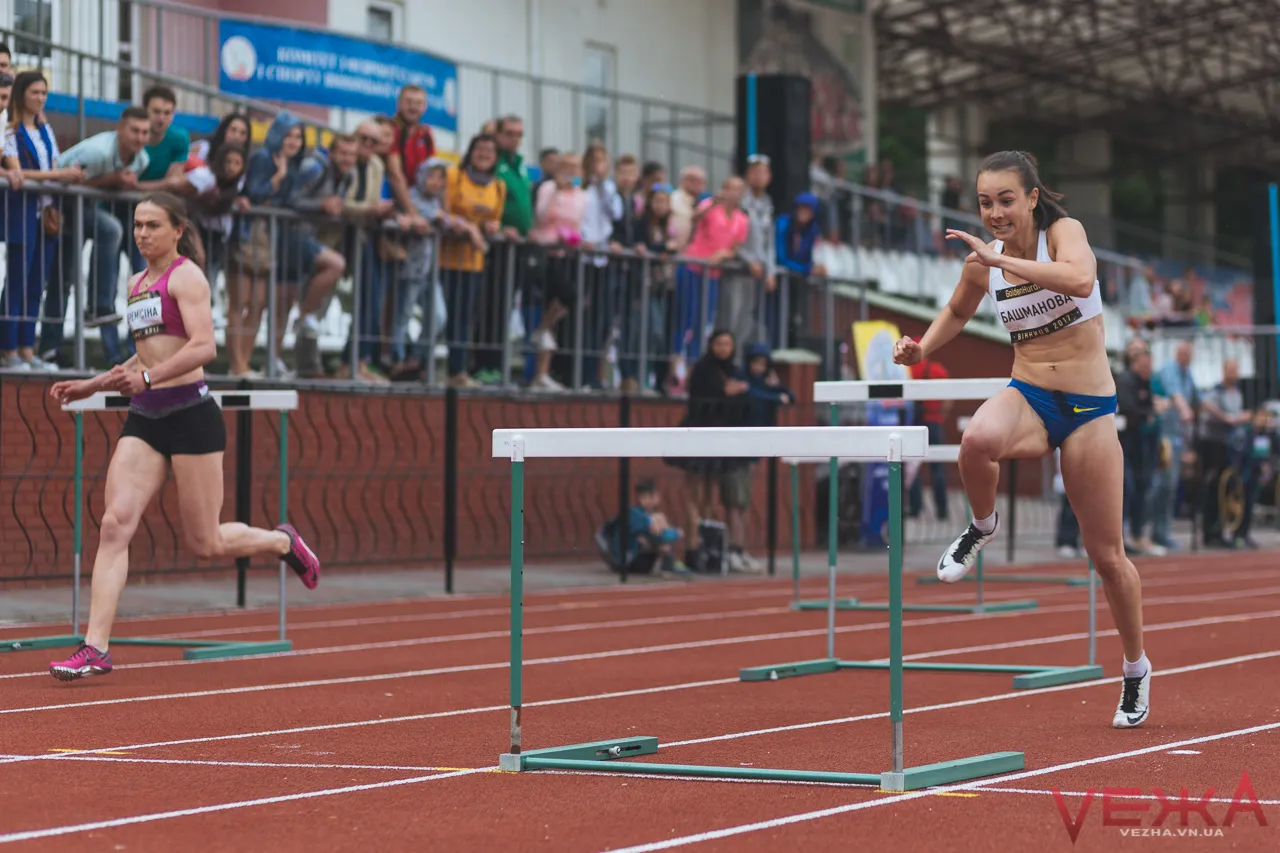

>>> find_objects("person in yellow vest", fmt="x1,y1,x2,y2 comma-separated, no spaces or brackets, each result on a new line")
439,133,505,387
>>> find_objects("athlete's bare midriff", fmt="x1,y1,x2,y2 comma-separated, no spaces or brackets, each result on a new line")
134,334,205,389
1008,314,1115,396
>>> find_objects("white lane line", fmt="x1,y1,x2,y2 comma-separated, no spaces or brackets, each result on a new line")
18,755,470,773
5,575,1278,686
2,555,1271,643
661,648,1280,749
898,605,1280,663
7,702,1278,847
0,767,493,845
3,644,1277,778
0,678,741,766
981,786,1280,806
5,600,1278,717
606,720,1280,853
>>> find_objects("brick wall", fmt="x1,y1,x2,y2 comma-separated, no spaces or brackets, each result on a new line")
1,372,816,583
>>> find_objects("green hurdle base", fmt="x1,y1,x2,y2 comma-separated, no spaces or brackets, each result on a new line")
917,574,1089,587
0,634,290,661
498,736,1024,792
740,657,1102,690
792,598,1038,614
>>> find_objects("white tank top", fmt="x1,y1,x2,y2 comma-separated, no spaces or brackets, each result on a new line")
988,228,1102,343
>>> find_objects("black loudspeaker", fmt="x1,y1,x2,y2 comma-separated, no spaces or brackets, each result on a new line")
735,74,811,213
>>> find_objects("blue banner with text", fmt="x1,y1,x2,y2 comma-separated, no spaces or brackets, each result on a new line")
218,19,458,131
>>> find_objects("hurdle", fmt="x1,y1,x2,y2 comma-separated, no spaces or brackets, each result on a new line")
782,437,1038,615
0,390,298,661
493,425,1025,792
740,378,1102,690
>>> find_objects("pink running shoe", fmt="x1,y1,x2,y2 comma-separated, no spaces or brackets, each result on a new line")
49,642,113,682
278,524,320,589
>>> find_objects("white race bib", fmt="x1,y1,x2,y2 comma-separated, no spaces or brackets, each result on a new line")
127,292,164,338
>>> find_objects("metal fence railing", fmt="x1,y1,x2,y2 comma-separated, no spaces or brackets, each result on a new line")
1,178,847,387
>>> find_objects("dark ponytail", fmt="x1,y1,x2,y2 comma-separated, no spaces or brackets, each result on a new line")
978,150,1068,229
137,191,206,271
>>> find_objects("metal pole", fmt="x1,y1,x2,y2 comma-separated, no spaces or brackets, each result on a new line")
278,411,288,642
73,413,83,636
266,216,279,377
827,403,838,660
510,446,526,755
77,56,86,143
501,243,517,389
824,277,835,381
235,402,253,608
1268,184,1280,384
766,457,778,576
791,463,801,607
888,438,905,775
350,233,363,379
618,395,632,584
74,196,86,371
572,256,585,390
638,257,651,390
444,387,458,593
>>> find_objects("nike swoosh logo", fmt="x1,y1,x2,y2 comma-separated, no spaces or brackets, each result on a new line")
1074,406,1100,414
1126,714,1145,724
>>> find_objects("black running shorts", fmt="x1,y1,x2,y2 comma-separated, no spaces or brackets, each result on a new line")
120,396,227,457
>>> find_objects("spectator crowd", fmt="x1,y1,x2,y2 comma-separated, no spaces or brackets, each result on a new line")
1,47,836,393
1054,334,1277,558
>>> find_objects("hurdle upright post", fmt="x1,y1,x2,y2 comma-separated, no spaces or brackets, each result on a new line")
791,462,800,606
509,436,526,759
278,410,289,642
887,434,905,777
827,403,838,660
72,412,83,636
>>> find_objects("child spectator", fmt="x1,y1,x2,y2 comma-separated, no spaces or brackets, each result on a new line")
189,113,250,166
391,158,468,380
170,143,250,291
596,479,690,577
776,192,827,277
727,342,793,571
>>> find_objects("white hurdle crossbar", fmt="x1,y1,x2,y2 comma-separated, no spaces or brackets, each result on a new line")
0,390,301,661
492,424,1026,791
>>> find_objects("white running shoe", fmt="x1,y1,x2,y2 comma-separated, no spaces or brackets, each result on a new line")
937,513,998,583
1113,665,1151,728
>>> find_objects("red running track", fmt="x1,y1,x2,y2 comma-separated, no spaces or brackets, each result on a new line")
0,553,1277,852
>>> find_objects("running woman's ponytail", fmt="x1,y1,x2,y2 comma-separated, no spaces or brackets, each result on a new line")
978,150,1069,229
137,191,206,271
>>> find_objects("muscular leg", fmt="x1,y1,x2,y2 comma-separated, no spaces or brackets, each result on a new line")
83,438,169,650
170,452,292,560
958,388,1051,518
1060,416,1145,663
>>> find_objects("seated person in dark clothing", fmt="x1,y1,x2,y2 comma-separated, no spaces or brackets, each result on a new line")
596,479,690,576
